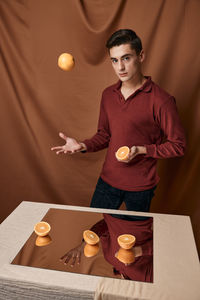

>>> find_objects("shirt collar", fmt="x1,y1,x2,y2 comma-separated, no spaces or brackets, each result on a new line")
113,76,152,93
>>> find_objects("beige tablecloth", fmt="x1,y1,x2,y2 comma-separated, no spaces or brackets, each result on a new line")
0,201,199,300
94,213,200,299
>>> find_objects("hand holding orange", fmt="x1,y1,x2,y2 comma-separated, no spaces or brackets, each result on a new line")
115,146,130,161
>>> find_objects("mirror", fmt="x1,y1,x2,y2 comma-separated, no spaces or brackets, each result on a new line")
12,208,153,283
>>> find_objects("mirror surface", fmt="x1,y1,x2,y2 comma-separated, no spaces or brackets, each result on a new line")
12,208,153,283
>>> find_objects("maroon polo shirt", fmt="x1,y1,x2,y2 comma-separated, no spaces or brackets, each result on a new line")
83,76,186,191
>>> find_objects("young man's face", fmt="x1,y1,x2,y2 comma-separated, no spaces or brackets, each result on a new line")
109,43,144,82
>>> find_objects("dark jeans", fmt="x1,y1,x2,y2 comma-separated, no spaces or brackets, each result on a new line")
90,177,156,220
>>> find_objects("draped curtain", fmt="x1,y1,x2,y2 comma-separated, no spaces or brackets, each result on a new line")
0,0,200,255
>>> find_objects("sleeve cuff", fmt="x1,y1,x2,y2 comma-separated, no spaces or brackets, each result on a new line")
81,139,94,152
145,144,155,157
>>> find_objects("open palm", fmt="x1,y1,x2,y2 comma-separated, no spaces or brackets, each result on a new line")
51,132,82,154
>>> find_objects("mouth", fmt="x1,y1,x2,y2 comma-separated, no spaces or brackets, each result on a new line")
119,73,128,77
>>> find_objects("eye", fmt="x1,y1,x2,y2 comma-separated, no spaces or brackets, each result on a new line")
123,56,130,61
111,58,118,64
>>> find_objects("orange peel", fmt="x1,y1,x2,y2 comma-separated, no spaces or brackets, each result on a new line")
58,53,75,71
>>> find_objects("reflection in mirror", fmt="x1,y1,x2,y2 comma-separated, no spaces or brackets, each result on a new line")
12,208,153,283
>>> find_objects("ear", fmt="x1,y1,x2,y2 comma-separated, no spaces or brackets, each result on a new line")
139,50,145,62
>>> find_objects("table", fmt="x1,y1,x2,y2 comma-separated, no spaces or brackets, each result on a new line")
0,201,200,299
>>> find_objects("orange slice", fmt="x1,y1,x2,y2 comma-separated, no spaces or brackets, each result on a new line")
83,230,99,245
117,234,136,250
116,146,130,161
34,221,51,237
58,53,75,71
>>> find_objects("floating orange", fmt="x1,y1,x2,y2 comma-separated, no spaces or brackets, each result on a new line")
117,234,136,250
34,221,51,237
58,53,75,71
83,230,99,245
115,146,130,161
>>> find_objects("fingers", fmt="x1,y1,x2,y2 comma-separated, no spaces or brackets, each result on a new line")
60,253,67,260
60,253,72,265
60,251,81,267
115,146,138,163
77,252,81,265
51,146,65,155
51,146,76,155
51,147,72,155
56,149,65,155
64,255,72,265
51,148,73,155
59,132,67,140
130,146,137,155
70,254,77,267
51,146,63,151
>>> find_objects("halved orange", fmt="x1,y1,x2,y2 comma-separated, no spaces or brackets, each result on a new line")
116,248,135,264
115,146,130,161
117,234,136,250
34,221,51,237
84,243,99,257
35,235,52,247
83,230,99,245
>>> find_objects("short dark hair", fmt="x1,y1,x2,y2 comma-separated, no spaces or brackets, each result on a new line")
106,29,142,55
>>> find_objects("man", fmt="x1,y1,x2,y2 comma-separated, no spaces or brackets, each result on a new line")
51,29,186,212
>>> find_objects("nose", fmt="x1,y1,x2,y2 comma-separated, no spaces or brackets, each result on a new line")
118,59,125,71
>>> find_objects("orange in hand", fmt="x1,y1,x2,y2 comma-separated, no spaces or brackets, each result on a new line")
115,146,130,161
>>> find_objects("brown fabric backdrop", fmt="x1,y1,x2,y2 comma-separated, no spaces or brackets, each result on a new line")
0,0,200,254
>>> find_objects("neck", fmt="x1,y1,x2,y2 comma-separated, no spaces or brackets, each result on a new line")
121,73,145,91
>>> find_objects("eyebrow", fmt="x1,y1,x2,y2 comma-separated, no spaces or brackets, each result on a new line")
110,54,133,60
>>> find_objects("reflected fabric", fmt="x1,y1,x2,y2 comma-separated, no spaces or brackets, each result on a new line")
91,214,153,282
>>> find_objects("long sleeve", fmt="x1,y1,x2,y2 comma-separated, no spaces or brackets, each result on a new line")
145,96,186,159
90,219,108,237
82,94,111,152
